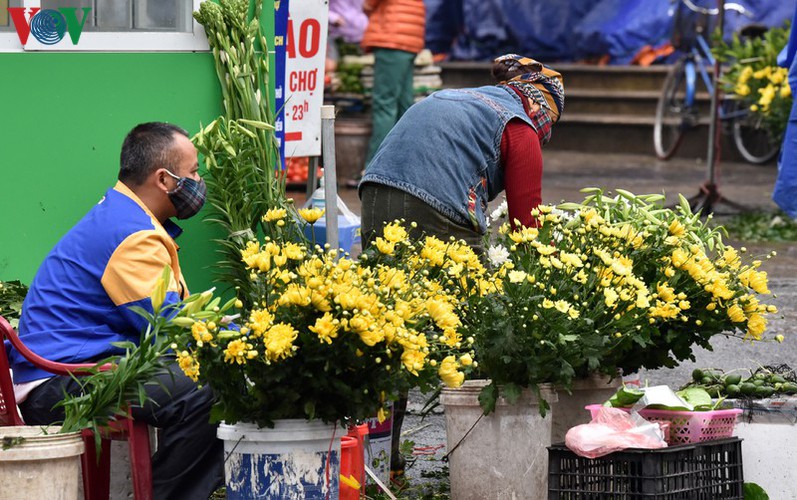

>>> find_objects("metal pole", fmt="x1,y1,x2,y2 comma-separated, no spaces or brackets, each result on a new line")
306,156,319,201
705,0,725,184
321,105,339,251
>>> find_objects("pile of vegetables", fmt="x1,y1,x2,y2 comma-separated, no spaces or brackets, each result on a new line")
604,385,723,411
682,366,797,399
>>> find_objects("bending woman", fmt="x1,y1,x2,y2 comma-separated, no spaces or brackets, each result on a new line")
358,53,565,252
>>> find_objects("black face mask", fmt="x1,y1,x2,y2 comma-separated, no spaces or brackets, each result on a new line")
165,169,207,220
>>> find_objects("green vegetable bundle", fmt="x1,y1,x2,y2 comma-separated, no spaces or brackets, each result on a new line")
683,366,797,399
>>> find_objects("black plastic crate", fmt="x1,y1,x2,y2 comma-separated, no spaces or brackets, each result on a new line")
548,438,743,499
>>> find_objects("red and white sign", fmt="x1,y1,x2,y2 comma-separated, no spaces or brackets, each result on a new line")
283,0,328,158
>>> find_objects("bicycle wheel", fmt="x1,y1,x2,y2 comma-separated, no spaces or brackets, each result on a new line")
731,103,779,165
654,60,692,160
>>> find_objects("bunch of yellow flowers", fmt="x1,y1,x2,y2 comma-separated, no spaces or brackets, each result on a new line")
167,218,479,428
717,22,792,143
470,189,780,415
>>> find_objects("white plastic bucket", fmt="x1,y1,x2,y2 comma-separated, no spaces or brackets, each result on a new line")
441,379,558,500
362,405,392,486
0,426,84,500
217,420,341,500
550,373,621,443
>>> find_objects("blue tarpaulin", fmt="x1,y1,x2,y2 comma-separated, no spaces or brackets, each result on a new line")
424,0,794,63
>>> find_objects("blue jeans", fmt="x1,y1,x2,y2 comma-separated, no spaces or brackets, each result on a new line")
365,48,417,167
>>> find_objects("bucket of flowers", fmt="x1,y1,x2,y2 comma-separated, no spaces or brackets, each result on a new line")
465,188,779,415
442,188,780,499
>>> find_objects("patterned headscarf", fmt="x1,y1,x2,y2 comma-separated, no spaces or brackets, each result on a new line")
494,54,565,123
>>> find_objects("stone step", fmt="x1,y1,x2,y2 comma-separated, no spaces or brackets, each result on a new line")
565,89,712,116
438,62,679,92
550,114,746,161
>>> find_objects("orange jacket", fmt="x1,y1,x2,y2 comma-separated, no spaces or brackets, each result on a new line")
361,0,425,54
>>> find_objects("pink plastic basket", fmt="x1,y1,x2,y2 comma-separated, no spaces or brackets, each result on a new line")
585,404,743,445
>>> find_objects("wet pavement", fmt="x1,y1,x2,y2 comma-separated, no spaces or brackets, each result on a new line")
291,150,797,494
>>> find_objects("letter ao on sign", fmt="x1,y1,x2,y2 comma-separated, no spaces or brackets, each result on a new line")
282,0,328,158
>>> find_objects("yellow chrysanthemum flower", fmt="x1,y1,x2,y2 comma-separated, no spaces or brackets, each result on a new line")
309,312,339,344
224,339,251,365
438,355,464,388
426,299,460,329
401,349,426,376
375,237,395,255
746,313,767,340
278,284,312,307
508,270,528,283
603,288,619,308
727,304,746,323
264,323,298,361
177,351,200,381
738,65,753,84
739,268,770,295
298,207,325,224
282,243,305,260
382,222,408,243
554,299,571,314
263,207,287,222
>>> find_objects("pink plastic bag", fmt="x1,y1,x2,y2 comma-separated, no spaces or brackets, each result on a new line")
565,406,668,458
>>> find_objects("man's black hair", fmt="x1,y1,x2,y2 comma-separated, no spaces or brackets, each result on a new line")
118,122,189,186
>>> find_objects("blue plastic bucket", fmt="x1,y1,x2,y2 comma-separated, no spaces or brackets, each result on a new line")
217,420,341,499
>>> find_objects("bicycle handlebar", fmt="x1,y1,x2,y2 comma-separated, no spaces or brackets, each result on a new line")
680,0,752,18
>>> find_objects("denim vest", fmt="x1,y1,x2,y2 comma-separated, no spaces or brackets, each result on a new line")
359,85,533,233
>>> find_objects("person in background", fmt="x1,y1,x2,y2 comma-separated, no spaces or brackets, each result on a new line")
359,53,564,249
326,0,369,70
358,53,564,479
346,0,425,188
773,2,797,217
9,122,223,500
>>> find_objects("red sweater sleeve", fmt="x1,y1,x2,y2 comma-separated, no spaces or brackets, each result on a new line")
501,119,543,229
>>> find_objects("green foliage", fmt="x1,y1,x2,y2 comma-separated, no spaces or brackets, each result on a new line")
336,62,365,94
744,482,770,500
0,280,28,328
717,210,797,242
192,0,304,305
56,301,177,453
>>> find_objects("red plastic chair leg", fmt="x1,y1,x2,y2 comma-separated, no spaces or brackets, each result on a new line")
127,421,153,500
81,429,111,500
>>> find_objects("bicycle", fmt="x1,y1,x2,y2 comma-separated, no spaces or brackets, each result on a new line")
653,0,780,164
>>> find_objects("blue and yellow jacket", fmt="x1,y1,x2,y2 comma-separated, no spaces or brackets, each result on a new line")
10,182,187,383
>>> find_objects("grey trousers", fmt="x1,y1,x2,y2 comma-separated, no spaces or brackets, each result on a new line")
19,361,224,500
360,183,484,253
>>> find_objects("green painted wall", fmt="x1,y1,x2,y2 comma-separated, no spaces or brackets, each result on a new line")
0,52,225,293
0,2,275,295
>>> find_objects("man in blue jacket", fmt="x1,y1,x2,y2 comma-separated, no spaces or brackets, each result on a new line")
9,122,223,500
